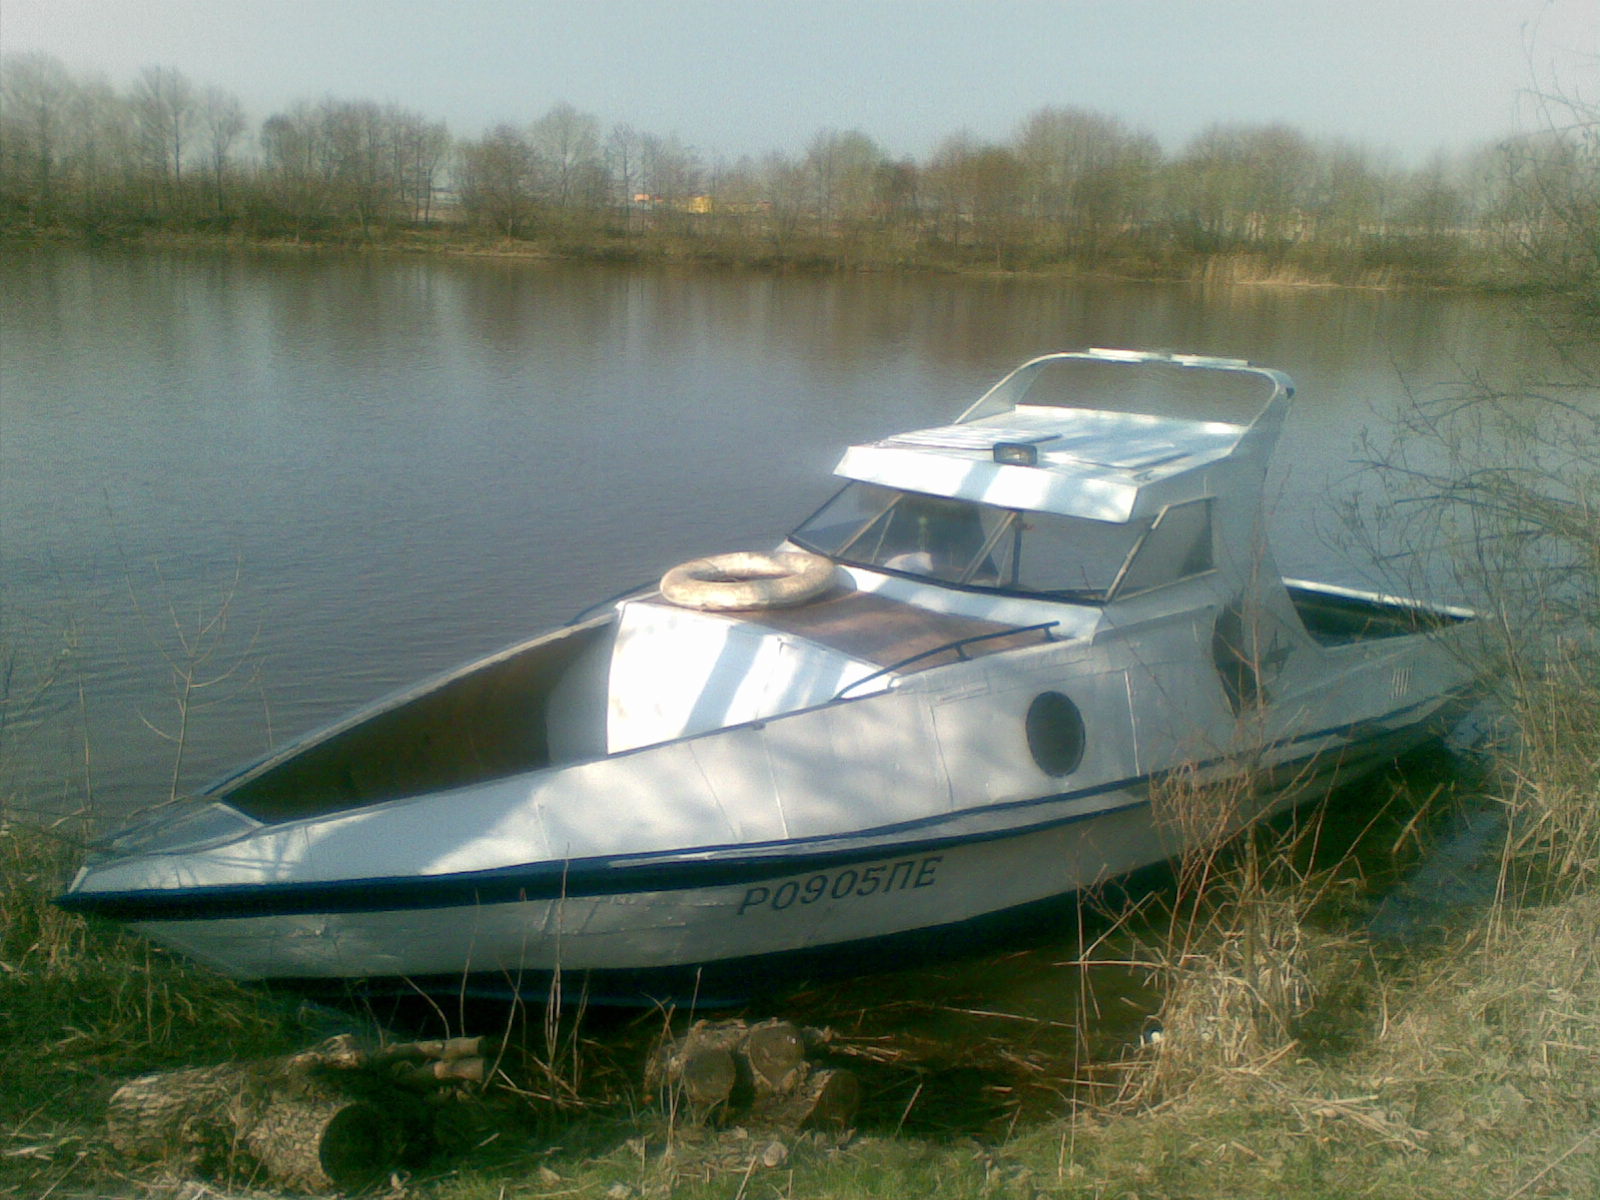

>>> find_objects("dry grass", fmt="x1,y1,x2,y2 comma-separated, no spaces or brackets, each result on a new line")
990,748,1600,1199
1050,554,1597,1194
0,809,317,1199
1101,760,1353,1108
1496,640,1600,906
1051,627,1600,1198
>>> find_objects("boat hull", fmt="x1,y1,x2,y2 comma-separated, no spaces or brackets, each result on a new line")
88,715,1444,1005
55,351,1491,1006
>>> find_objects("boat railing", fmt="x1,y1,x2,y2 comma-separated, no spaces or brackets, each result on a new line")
833,621,1060,700
565,580,659,625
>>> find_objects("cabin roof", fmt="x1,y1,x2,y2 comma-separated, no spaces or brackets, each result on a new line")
835,406,1248,523
833,349,1291,524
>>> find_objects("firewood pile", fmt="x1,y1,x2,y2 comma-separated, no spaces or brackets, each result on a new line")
104,1019,858,1193
105,1033,498,1192
646,1018,859,1131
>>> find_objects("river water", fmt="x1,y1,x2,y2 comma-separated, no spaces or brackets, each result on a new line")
0,246,1561,817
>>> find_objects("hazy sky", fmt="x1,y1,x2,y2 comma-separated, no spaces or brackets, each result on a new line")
3,0,1595,161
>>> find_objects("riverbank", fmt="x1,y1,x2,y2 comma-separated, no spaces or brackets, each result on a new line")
1,220,1521,294
5,742,1596,1198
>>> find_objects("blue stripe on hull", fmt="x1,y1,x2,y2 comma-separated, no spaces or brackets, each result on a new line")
62,786,1150,921
267,861,1178,1008
58,710,1456,926
271,732,1452,1008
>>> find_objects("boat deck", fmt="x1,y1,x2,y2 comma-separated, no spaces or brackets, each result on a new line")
740,587,1054,674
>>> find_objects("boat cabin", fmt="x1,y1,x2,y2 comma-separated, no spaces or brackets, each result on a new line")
593,350,1295,752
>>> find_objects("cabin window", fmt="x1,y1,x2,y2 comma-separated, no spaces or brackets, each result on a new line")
1110,499,1214,598
845,491,1013,585
1009,509,1147,597
1212,598,1265,713
793,483,1157,603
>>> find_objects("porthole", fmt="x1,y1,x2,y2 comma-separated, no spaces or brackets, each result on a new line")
1026,691,1086,777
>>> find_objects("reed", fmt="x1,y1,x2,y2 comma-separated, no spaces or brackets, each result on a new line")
1102,761,1368,1111
1494,637,1600,909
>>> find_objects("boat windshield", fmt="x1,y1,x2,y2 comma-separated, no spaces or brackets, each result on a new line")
793,483,1212,602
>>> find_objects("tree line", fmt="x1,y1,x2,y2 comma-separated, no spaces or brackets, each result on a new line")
2,52,1591,286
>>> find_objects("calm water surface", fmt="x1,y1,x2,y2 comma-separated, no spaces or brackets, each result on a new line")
0,246,1560,817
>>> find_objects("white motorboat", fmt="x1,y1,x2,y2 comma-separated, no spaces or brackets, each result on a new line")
59,350,1481,1004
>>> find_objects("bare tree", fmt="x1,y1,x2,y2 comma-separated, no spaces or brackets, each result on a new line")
1166,122,1317,250
197,85,246,217
457,123,535,238
131,65,195,203
1492,93,1600,339
1306,141,1389,249
320,99,395,233
259,101,332,236
68,74,138,221
640,131,701,212
391,109,449,224
607,122,642,218
1400,152,1467,244
1015,106,1157,252
759,151,809,255
0,52,76,214
803,128,884,226
925,132,1024,263
873,158,919,232
528,102,603,213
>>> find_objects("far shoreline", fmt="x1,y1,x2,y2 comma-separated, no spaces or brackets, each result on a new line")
2,223,1527,297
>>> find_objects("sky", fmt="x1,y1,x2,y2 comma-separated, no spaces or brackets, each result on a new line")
2,0,1595,162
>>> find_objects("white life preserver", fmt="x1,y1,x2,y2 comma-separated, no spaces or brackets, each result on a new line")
659,550,836,612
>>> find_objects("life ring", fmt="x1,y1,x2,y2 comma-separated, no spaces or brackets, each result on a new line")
659,550,836,612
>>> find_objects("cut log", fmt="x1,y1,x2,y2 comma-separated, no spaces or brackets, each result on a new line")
103,1034,500,1191
744,1020,808,1094
395,1056,489,1088
106,1063,242,1163
646,1019,749,1113
377,1035,499,1064
647,1017,857,1131
753,1067,860,1131
107,1062,403,1192
235,1091,396,1193
679,1046,738,1107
